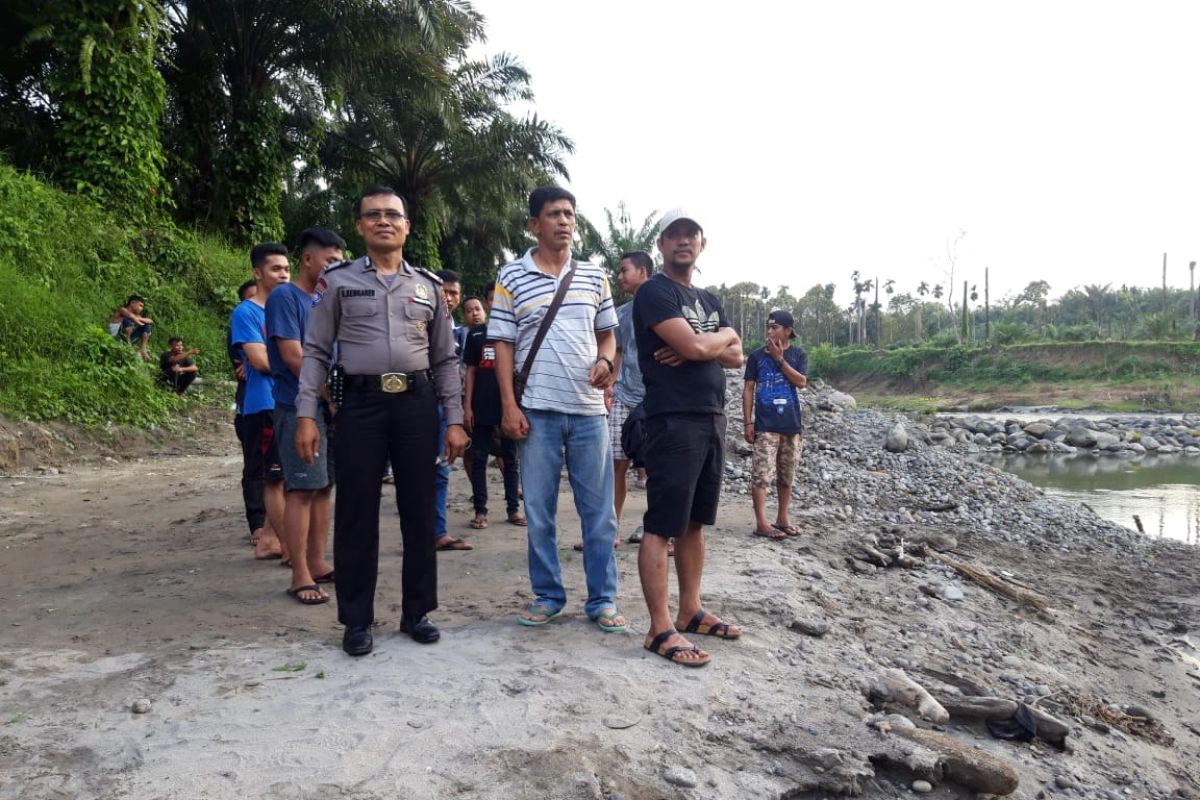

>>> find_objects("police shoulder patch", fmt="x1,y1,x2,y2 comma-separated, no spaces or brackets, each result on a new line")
312,275,329,307
322,259,352,274
413,266,443,285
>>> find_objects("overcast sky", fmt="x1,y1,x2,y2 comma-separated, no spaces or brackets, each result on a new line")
470,0,1200,307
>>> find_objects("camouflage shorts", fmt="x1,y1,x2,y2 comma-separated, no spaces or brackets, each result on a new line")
751,432,802,490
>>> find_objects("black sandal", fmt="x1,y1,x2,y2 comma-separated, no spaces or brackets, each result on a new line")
682,609,741,639
644,629,710,667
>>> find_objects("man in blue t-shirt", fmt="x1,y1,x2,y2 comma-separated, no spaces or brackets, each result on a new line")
231,243,291,561
266,228,345,605
742,310,808,540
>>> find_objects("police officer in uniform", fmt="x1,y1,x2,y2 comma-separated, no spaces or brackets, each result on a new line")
296,185,468,656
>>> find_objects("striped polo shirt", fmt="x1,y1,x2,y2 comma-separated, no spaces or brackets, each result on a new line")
489,248,617,416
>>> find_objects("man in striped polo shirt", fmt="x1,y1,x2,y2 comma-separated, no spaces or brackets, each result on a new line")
491,187,626,633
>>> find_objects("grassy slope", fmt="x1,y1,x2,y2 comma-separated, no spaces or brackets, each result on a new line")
0,164,248,426
810,343,1200,412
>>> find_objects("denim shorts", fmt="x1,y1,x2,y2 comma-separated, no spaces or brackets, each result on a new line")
642,413,726,538
274,406,333,491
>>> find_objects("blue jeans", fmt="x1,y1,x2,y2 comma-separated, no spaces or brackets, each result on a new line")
518,409,618,618
435,405,449,536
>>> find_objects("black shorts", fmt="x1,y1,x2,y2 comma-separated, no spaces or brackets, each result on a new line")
242,409,284,483
642,413,726,538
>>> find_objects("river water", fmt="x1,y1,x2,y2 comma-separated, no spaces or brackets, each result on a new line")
953,409,1200,544
973,453,1200,544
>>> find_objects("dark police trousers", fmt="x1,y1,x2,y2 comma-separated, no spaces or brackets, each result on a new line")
333,381,439,628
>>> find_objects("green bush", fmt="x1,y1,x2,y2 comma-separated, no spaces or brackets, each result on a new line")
990,321,1026,345
0,163,248,425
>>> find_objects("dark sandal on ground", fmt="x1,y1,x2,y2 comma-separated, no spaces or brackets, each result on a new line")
772,523,801,536
286,584,329,605
644,629,710,667
469,515,488,530
682,608,742,639
507,513,527,526
314,571,335,583
753,528,787,541
435,537,473,551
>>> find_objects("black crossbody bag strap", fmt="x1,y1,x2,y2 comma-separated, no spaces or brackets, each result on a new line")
515,260,576,403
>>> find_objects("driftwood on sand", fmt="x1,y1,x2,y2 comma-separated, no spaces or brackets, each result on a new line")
926,549,1053,613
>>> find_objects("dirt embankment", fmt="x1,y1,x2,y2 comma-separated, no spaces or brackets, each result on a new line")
0,403,231,474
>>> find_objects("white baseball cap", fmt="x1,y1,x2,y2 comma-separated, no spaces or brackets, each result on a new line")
656,208,703,237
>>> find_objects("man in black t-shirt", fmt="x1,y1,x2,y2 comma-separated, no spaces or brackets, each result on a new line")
632,208,745,668
743,310,808,540
159,336,200,394
462,297,523,530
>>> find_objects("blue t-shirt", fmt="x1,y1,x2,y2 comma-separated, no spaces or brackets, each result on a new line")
230,299,274,415
265,282,316,410
744,345,808,434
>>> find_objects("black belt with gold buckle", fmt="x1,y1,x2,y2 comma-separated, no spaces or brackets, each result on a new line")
344,372,430,394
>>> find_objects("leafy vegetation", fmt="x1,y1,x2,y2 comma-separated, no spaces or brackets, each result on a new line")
0,163,246,425
705,275,1200,352
811,341,1200,386
0,0,574,428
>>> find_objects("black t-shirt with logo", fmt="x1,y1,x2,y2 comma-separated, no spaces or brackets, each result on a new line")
462,324,501,426
633,272,731,419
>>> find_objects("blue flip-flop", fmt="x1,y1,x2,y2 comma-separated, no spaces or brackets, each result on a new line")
517,603,563,627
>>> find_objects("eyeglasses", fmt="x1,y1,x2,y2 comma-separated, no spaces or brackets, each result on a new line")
360,209,407,222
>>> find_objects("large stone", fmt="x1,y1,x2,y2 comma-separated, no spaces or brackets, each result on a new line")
1064,427,1098,448
1023,422,1052,438
1093,432,1121,449
1140,435,1160,450
662,767,698,788
886,424,909,453
821,391,857,412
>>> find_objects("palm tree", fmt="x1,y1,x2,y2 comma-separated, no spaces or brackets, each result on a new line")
318,49,573,278
576,201,658,302
162,0,484,241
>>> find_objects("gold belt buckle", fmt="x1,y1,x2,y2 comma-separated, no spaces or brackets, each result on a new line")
381,372,408,393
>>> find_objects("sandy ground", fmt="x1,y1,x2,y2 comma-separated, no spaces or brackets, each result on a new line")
2,427,1200,799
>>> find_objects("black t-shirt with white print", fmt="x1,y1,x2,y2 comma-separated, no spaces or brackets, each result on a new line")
633,272,731,419
462,324,501,427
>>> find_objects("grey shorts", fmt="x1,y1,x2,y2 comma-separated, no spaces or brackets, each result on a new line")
274,406,334,491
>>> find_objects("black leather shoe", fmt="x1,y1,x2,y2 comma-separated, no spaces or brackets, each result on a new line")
400,615,441,644
342,625,373,656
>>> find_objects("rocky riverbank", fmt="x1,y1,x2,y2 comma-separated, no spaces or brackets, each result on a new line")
722,376,1141,552
931,411,1200,459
